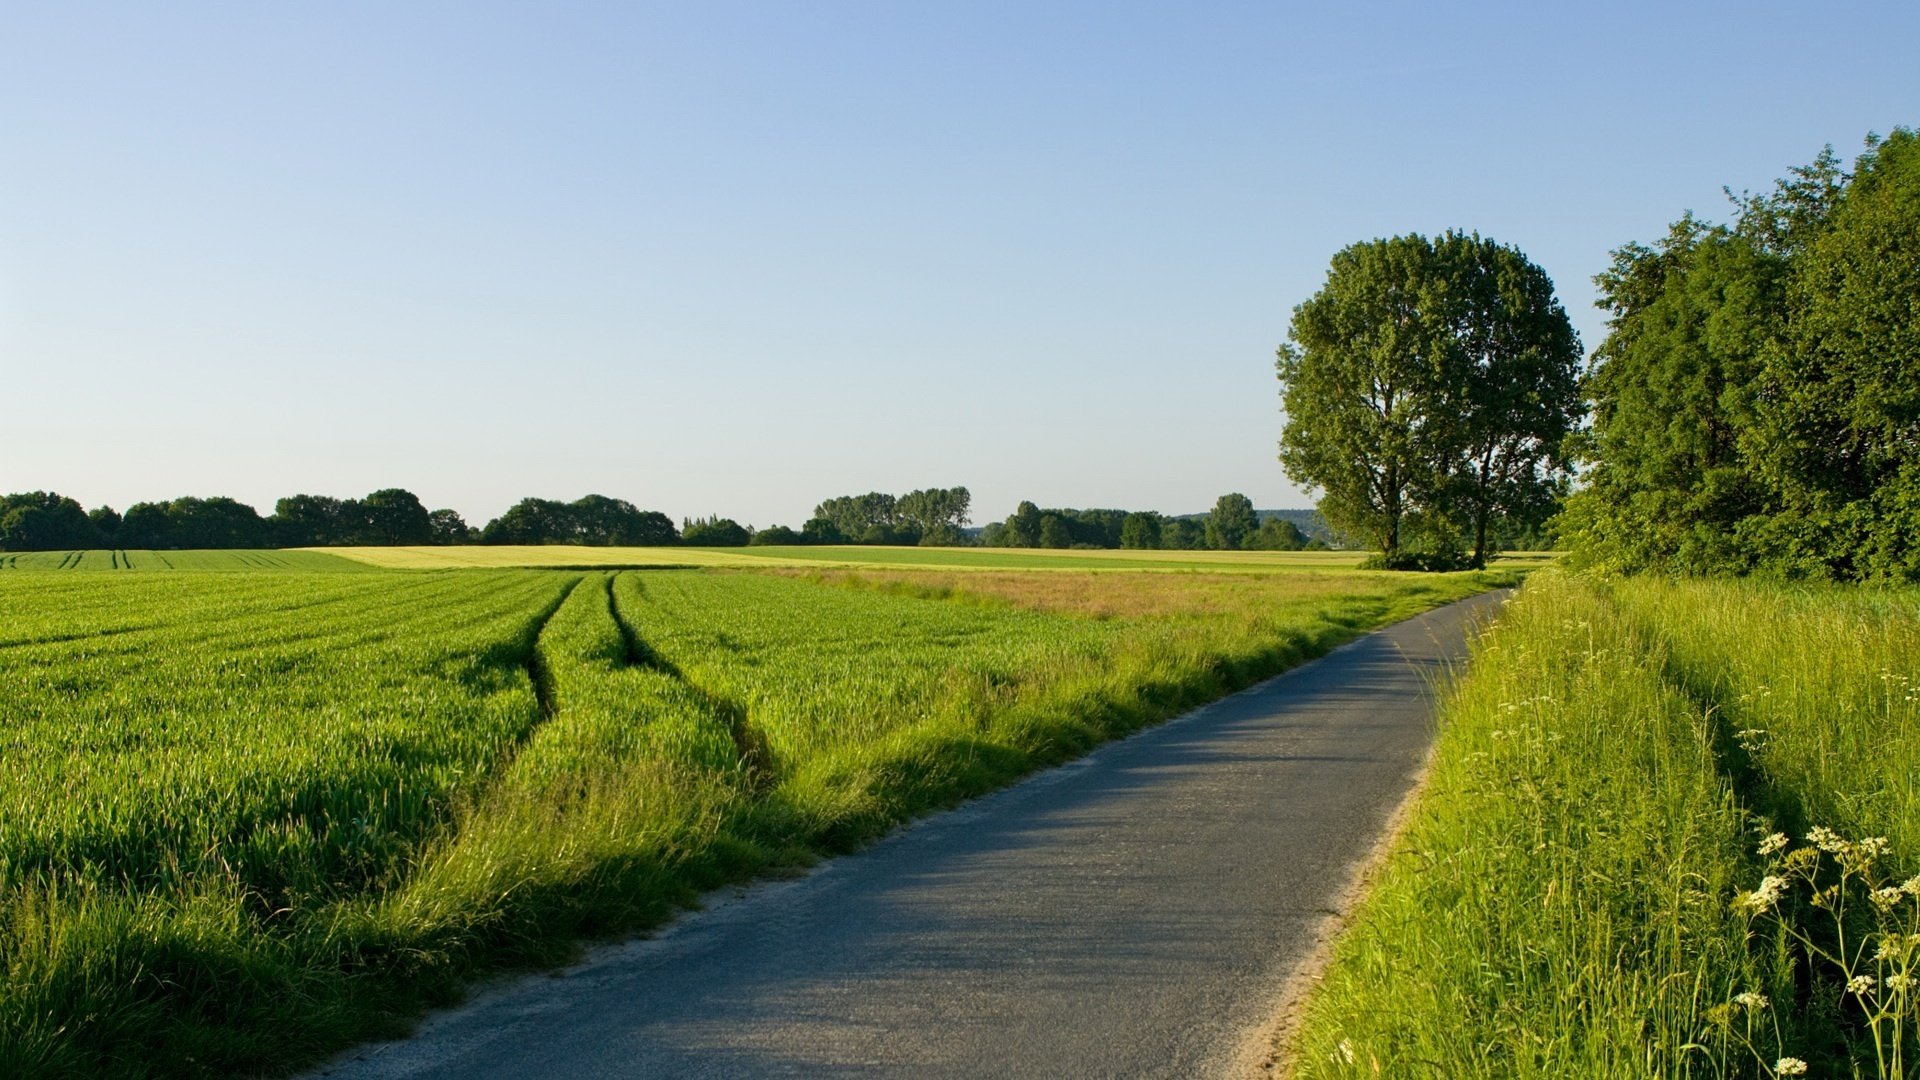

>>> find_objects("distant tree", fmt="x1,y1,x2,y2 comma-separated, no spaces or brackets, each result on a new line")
88,505,121,543
977,521,1010,547
813,493,898,539
1038,514,1073,549
427,509,471,545
141,497,268,549
272,494,356,547
0,492,96,551
801,517,845,544
1160,518,1203,550
481,498,573,544
1205,493,1258,550
361,488,434,545
683,516,750,546
1070,508,1129,547
860,522,919,545
750,524,802,546
1004,501,1042,547
1120,511,1162,550
896,486,972,543
569,495,676,545
118,502,175,548
1246,517,1307,551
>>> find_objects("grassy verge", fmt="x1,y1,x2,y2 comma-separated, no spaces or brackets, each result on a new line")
1287,570,1920,1078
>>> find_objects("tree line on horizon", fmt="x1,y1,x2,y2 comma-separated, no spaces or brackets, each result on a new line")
0,484,1333,554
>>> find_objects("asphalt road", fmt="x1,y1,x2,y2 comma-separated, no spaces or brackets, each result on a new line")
314,590,1505,1080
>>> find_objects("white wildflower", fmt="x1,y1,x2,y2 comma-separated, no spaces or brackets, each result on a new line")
1775,1058,1808,1076
1888,973,1914,993
1872,886,1905,909
1335,1038,1355,1065
1745,875,1788,911
1807,826,1846,853
1902,875,1920,896
1758,832,1789,856
1848,974,1876,996
1733,991,1769,1010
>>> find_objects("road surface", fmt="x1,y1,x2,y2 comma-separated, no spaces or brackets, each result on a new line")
314,590,1505,1079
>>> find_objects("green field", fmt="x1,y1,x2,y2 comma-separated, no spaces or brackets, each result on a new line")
0,558,1513,1076
317,543,1379,572
0,549,368,571
1287,571,1920,1078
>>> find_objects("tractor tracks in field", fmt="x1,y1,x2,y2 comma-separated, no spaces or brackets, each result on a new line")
598,572,775,789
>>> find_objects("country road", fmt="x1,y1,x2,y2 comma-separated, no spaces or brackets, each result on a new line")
313,590,1506,1079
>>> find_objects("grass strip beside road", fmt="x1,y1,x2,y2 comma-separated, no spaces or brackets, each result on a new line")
1287,571,1920,1077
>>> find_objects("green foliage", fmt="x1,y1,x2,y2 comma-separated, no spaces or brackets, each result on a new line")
426,508,470,545
1566,129,1920,581
1246,517,1307,551
811,488,970,546
1205,493,1258,550
1038,514,1073,549
1278,232,1581,564
994,503,1132,549
681,516,750,546
479,495,677,546
1119,511,1162,550
0,493,98,552
801,516,845,544
1160,517,1203,550
749,524,802,546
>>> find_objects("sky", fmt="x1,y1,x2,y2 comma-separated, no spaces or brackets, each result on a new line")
3,2,1917,529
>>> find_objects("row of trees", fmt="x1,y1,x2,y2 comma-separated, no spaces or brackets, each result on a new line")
4,483,1326,554
0,489,466,551
1561,129,1920,581
479,496,678,546
1276,231,1584,568
0,489,679,551
801,487,974,546
977,494,1315,551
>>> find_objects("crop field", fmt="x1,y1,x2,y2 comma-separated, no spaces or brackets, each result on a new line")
1288,571,1920,1078
319,543,1378,572
0,549,367,571
0,559,1514,1076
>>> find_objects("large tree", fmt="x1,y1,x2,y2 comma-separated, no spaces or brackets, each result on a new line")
1277,232,1580,564
1433,233,1585,566
1277,234,1461,556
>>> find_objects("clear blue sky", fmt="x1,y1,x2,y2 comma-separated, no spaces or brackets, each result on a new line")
4,2,1915,529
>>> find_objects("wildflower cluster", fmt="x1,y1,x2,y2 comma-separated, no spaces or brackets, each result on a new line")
1739,824,1920,1077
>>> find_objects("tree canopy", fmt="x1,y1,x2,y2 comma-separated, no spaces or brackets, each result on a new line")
1278,231,1582,565
1561,129,1920,581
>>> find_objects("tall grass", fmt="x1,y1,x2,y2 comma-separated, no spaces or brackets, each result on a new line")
1288,570,1920,1077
